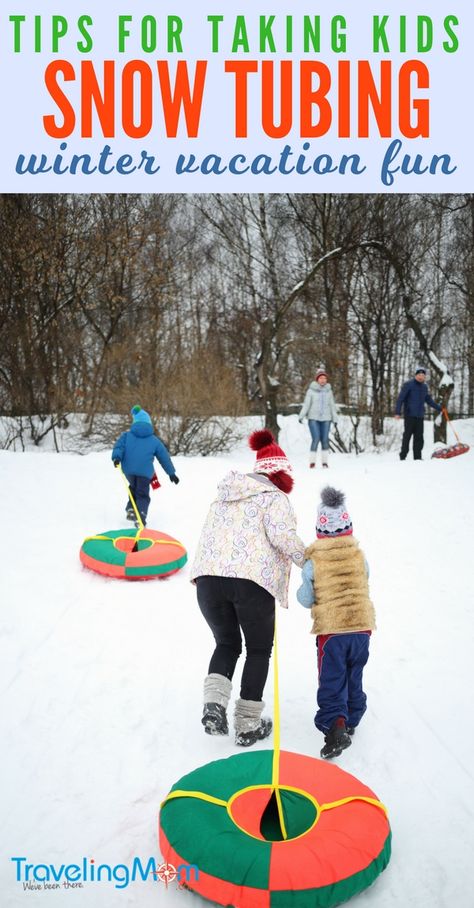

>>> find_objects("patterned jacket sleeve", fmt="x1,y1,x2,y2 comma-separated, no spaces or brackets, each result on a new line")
263,494,305,566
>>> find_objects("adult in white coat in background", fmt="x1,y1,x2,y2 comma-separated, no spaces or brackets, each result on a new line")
299,368,339,469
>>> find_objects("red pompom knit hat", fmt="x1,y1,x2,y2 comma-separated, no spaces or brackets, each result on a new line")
315,368,328,381
248,429,294,494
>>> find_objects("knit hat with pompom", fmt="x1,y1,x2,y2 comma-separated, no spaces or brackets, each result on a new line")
248,429,294,494
316,486,353,538
315,367,328,381
130,404,152,425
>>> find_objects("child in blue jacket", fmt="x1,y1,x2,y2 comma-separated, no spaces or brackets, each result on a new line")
112,405,179,526
297,487,376,760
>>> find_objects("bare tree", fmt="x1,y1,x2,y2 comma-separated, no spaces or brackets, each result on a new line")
1,193,472,452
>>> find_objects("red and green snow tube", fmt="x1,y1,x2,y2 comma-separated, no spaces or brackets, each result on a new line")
159,749,391,907
80,528,187,580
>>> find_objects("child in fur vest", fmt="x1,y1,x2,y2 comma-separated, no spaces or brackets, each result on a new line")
297,487,376,760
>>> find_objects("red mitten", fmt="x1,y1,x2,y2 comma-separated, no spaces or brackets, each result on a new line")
150,473,161,490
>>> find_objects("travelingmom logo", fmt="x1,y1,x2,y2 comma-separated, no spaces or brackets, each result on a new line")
11,856,199,891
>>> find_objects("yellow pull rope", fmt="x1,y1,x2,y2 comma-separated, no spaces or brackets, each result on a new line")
83,534,115,543
160,787,388,821
161,790,228,809
320,795,388,815
116,463,144,536
160,608,388,843
160,611,288,839
83,534,186,553
271,610,288,840
148,539,187,550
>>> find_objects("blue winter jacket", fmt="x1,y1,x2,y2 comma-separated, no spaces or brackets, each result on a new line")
395,379,441,418
112,422,176,479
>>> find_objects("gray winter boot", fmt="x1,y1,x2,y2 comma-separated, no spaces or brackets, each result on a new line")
234,698,273,747
202,674,232,736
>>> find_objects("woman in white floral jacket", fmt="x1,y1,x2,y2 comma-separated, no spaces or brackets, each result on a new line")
191,429,305,747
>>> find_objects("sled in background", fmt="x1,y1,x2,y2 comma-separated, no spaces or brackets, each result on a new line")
431,408,470,460
432,442,470,460
79,464,187,580
80,528,187,580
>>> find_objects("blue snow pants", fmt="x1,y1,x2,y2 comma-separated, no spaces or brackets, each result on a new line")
125,474,151,520
314,632,371,732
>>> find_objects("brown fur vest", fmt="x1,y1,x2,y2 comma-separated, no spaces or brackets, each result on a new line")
306,535,376,635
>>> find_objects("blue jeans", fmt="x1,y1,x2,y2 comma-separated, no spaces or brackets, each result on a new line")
308,419,331,451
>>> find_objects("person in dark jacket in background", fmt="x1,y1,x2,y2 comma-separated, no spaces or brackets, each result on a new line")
395,367,442,461
112,405,179,526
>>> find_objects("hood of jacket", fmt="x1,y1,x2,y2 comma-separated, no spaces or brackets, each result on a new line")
216,471,277,503
309,381,333,392
130,421,154,438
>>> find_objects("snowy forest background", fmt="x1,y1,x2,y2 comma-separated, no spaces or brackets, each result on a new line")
1,192,473,453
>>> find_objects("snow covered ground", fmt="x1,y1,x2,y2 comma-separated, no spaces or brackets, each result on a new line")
1,416,474,908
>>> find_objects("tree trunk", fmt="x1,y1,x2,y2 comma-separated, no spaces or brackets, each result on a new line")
371,404,385,443
255,317,280,439
434,384,454,443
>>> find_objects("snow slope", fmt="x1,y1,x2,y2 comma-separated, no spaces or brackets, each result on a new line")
1,417,474,907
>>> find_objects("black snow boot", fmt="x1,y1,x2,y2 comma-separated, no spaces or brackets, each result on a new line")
126,508,135,521
236,717,273,747
347,726,355,736
320,717,352,760
234,698,272,747
202,674,232,736
202,702,229,736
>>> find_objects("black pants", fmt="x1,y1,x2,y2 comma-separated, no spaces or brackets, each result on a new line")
196,575,275,702
400,417,424,460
